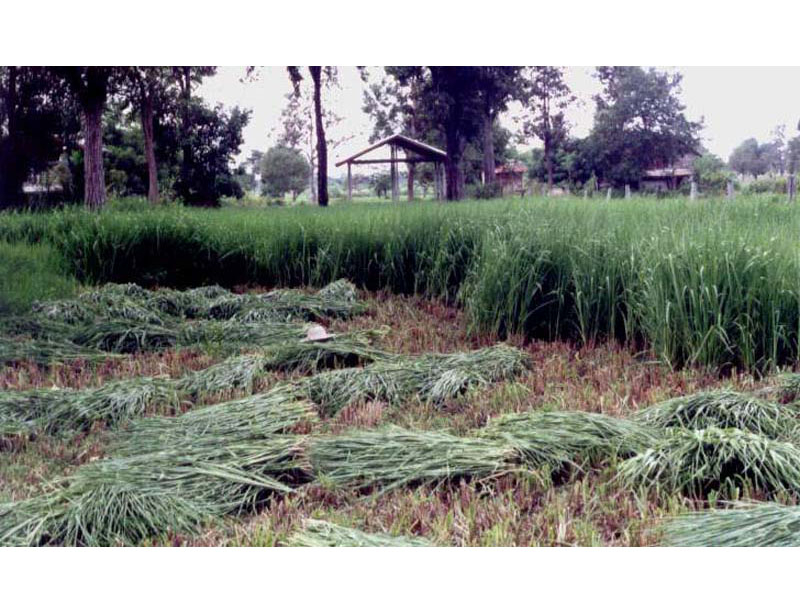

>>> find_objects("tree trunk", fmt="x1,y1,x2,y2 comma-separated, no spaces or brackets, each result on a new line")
444,127,464,201
544,135,553,193
141,92,159,204
179,67,193,200
482,109,496,187
0,66,21,208
309,66,328,207
82,96,106,209
407,161,415,201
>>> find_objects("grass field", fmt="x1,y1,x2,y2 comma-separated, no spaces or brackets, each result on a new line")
4,196,800,546
2,195,800,372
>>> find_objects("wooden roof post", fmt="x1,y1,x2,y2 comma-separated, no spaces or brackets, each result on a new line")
347,162,352,202
390,144,399,202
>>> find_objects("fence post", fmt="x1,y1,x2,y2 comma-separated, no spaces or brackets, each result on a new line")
624,184,631,199
690,179,698,201
726,180,735,200
606,187,612,201
788,174,797,202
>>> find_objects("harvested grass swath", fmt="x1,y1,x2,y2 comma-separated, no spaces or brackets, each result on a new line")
634,390,800,440
0,333,380,438
31,279,363,325
302,343,531,416
479,411,660,471
110,387,318,455
310,426,518,492
774,373,800,402
0,435,307,546
660,502,800,547
0,336,116,365
617,427,800,498
286,519,432,547
0,377,178,437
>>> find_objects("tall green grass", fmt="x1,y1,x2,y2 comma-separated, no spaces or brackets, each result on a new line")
0,241,76,316
3,197,800,372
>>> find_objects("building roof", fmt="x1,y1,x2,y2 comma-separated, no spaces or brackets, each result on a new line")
643,167,693,179
495,162,526,175
335,133,447,167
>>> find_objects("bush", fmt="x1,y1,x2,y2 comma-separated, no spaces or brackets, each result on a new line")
470,182,504,199
0,241,76,315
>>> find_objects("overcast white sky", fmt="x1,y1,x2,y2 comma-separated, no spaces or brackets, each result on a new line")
199,67,800,174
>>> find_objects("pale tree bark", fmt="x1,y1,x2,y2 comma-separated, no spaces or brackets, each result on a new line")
482,109,496,186
309,66,328,207
140,91,159,204
82,95,106,209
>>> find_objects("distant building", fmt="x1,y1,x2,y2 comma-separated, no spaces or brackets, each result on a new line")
494,162,526,196
640,154,695,192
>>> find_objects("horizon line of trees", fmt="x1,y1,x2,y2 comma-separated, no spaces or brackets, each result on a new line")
4,66,799,209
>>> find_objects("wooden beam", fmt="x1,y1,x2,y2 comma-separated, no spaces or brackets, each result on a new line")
349,158,436,165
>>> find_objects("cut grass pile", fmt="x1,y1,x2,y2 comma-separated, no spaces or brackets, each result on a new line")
286,519,432,547
0,279,364,364
0,390,313,546
660,502,800,546
0,332,382,437
633,390,800,440
479,410,660,472
617,427,800,498
310,426,519,492
301,343,531,416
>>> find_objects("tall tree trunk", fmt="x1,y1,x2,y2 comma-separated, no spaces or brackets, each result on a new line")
482,109,496,186
444,128,464,201
140,92,159,204
179,67,193,200
82,96,106,209
0,66,21,207
544,134,553,193
309,66,328,207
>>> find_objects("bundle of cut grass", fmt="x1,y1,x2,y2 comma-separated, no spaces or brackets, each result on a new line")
111,387,317,454
286,519,432,547
479,410,660,471
660,502,800,547
302,343,530,416
0,377,178,437
617,427,800,497
774,373,800,402
634,390,800,440
0,335,117,365
32,279,362,326
0,435,306,546
310,425,517,491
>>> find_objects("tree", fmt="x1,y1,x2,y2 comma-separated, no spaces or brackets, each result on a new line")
179,103,250,205
260,145,309,200
119,67,175,204
172,67,217,203
276,73,347,204
0,67,73,207
588,67,701,187
729,138,768,178
474,67,523,187
53,67,119,208
517,67,575,192
287,67,337,207
787,135,800,174
425,67,484,200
